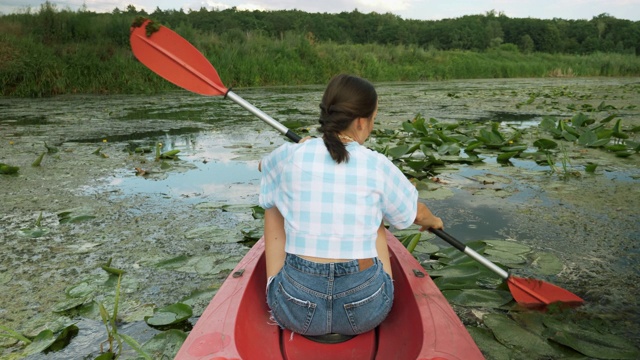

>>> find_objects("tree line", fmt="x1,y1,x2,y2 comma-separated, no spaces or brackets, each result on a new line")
2,2,639,55
1,2,639,96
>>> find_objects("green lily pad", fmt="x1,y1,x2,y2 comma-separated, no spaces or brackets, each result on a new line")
145,303,193,327
428,262,497,279
483,240,531,255
433,276,481,290
184,226,234,243
23,330,56,355
484,249,527,267
544,317,640,359
483,313,561,358
530,252,564,275
17,227,49,238
443,289,512,308
413,240,439,254
180,288,220,317
467,326,519,360
533,138,558,150
51,296,89,313
142,329,188,359
154,255,190,269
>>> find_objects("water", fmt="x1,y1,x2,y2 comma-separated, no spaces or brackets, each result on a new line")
1,77,639,357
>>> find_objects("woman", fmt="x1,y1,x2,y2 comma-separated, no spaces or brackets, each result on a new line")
259,74,443,336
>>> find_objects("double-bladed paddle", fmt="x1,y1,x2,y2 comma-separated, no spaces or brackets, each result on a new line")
128,18,583,308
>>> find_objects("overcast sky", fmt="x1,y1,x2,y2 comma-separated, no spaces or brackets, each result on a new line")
1,0,639,21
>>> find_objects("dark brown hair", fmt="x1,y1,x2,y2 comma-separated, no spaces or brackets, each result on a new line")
318,74,377,163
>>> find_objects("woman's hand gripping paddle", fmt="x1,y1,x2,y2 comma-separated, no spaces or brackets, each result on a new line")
129,19,301,143
431,229,584,308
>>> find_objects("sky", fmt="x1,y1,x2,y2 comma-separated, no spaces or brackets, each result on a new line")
1,0,639,21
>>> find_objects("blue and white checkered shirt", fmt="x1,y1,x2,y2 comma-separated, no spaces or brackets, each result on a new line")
259,138,418,259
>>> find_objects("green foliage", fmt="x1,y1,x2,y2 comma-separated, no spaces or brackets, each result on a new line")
1,8,640,96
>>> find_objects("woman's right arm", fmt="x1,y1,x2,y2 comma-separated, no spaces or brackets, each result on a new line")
414,202,443,232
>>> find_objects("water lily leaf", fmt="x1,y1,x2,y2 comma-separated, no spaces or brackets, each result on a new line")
142,329,188,359
442,289,512,307
65,280,97,298
154,255,190,269
145,303,193,327
584,163,598,173
433,276,481,290
483,240,531,255
484,249,527,266
23,330,56,355
46,324,79,352
500,145,528,152
544,317,640,359
51,296,89,312
497,151,519,163
484,314,561,358
251,205,265,219
530,252,564,275
413,240,439,254
17,227,49,238
467,326,519,360
387,144,411,159
184,226,233,243
614,150,634,158
115,333,152,360
428,262,498,279
0,163,20,174
533,138,558,150
434,241,486,265
180,288,220,317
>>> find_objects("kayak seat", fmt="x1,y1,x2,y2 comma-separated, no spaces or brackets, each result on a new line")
302,333,355,344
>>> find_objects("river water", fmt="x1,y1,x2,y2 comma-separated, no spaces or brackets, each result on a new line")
1,78,639,358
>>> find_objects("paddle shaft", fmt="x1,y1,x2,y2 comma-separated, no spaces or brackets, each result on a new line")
431,229,510,279
226,91,301,143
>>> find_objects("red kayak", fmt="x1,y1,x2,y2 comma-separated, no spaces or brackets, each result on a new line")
175,230,484,359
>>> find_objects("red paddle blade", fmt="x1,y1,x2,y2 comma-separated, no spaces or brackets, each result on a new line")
130,19,227,96
508,276,584,308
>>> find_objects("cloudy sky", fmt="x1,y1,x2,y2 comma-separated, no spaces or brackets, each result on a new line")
1,0,639,21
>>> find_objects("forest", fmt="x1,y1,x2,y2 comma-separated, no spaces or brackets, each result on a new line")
1,1,639,97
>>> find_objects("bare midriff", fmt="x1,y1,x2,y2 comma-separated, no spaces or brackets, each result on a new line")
298,255,353,263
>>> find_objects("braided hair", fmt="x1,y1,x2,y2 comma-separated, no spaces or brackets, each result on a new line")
318,74,377,164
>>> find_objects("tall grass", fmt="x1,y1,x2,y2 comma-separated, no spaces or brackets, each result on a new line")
2,28,640,97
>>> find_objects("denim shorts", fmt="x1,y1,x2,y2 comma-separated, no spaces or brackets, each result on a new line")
266,253,394,336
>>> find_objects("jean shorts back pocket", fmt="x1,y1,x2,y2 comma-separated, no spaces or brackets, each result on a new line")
343,282,392,334
271,282,317,334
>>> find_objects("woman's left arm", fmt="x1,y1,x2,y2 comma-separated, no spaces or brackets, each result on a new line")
264,207,286,279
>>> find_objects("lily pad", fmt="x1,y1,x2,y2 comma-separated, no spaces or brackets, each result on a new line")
184,226,234,243
483,240,531,255
466,326,519,360
145,303,193,327
483,313,561,358
544,317,640,359
443,289,512,308
433,276,481,290
484,249,528,267
142,329,188,359
530,252,564,275
180,288,220,317
17,227,49,238
23,330,56,355
428,262,498,279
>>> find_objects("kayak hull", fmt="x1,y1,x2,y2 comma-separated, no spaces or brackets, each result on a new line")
176,230,484,359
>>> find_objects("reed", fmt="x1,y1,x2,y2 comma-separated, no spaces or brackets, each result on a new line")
2,26,640,97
